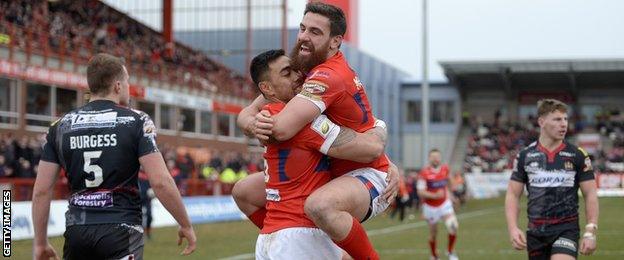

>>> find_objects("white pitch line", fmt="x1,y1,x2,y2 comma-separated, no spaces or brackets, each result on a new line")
367,206,502,236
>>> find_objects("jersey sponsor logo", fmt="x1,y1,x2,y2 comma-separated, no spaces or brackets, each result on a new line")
584,157,593,171
559,151,575,157
552,237,577,252
302,82,327,95
69,134,117,149
427,179,448,189
71,112,118,130
265,188,280,202
309,70,330,79
116,116,136,125
69,191,113,208
527,169,575,187
527,152,542,158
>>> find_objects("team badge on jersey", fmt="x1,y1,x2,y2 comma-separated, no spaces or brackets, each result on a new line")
564,161,574,171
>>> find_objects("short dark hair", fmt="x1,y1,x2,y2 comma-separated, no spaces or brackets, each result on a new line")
304,2,347,37
249,49,286,93
429,148,440,155
87,53,126,96
537,99,568,118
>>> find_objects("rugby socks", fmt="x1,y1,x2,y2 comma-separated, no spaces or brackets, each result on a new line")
247,208,267,229
448,234,457,254
429,239,438,258
335,217,379,260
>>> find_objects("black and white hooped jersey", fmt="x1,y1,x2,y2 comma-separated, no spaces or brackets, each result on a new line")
41,100,159,226
510,141,594,231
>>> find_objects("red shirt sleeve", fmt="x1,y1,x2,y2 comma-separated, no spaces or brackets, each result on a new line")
296,68,345,113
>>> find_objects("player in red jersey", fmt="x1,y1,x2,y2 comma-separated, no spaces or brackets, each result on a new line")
235,3,397,259
417,149,459,260
249,49,388,259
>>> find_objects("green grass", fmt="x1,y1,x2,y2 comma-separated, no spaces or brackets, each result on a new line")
12,197,623,259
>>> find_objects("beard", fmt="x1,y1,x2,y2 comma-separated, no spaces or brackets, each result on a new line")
290,39,330,75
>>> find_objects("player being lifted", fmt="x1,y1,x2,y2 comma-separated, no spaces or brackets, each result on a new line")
235,2,399,259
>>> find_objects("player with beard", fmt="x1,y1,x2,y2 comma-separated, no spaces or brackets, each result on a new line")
250,49,388,260
505,99,598,260
235,2,397,259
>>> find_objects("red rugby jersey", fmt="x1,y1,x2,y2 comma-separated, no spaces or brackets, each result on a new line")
297,51,389,176
418,164,450,207
261,102,339,234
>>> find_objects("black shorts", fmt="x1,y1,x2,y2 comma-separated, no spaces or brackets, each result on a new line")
63,223,144,260
527,228,579,260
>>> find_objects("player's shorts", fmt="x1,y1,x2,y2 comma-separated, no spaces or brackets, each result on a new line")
347,167,390,222
63,223,144,260
527,228,579,260
422,199,455,224
255,227,342,260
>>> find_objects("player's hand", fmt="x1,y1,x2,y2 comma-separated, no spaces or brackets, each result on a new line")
253,110,273,141
508,227,527,250
33,242,59,260
382,162,400,203
178,226,197,256
580,235,597,255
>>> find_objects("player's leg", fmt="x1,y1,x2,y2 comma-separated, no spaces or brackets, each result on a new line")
427,221,439,260
549,229,579,260
441,200,459,259
304,172,380,260
231,171,267,229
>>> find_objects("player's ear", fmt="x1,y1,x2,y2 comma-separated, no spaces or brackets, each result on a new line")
330,35,343,50
113,80,122,95
537,116,545,127
258,81,273,96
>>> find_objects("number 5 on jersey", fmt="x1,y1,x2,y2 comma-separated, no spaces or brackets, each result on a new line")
84,151,103,187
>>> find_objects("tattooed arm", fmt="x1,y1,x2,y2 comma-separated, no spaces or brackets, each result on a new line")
325,119,388,163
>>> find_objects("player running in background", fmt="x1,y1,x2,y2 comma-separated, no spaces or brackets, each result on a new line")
235,3,398,259
32,53,196,260
417,149,459,260
505,99,599,260
249,49,388,259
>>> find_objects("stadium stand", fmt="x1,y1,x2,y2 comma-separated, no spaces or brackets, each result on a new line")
0,0,255,99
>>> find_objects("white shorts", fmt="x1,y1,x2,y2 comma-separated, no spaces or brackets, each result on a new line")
346,167,390,221
422,199,455,224
255,227,341,260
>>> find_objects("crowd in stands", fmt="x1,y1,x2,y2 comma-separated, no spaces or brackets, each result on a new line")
594,109,624,173
464,110,624,174
0,133,264,195
0,0,255,98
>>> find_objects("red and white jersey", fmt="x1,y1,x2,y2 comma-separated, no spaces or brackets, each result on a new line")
417,164,450,207
261,102,339,234
296,51,389,176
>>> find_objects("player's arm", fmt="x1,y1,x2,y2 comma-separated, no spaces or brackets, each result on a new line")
577,149,598,255
505,154,527,250
326,119,388,163
140,152,196,255
32,161,61,258
415,175,443,199
237,94,270,138
269,95,321,141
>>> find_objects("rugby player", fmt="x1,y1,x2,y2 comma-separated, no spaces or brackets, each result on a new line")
505,99,599,260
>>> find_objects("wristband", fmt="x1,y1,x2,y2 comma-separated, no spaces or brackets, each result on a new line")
583,232,596,240
585,223,598,231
